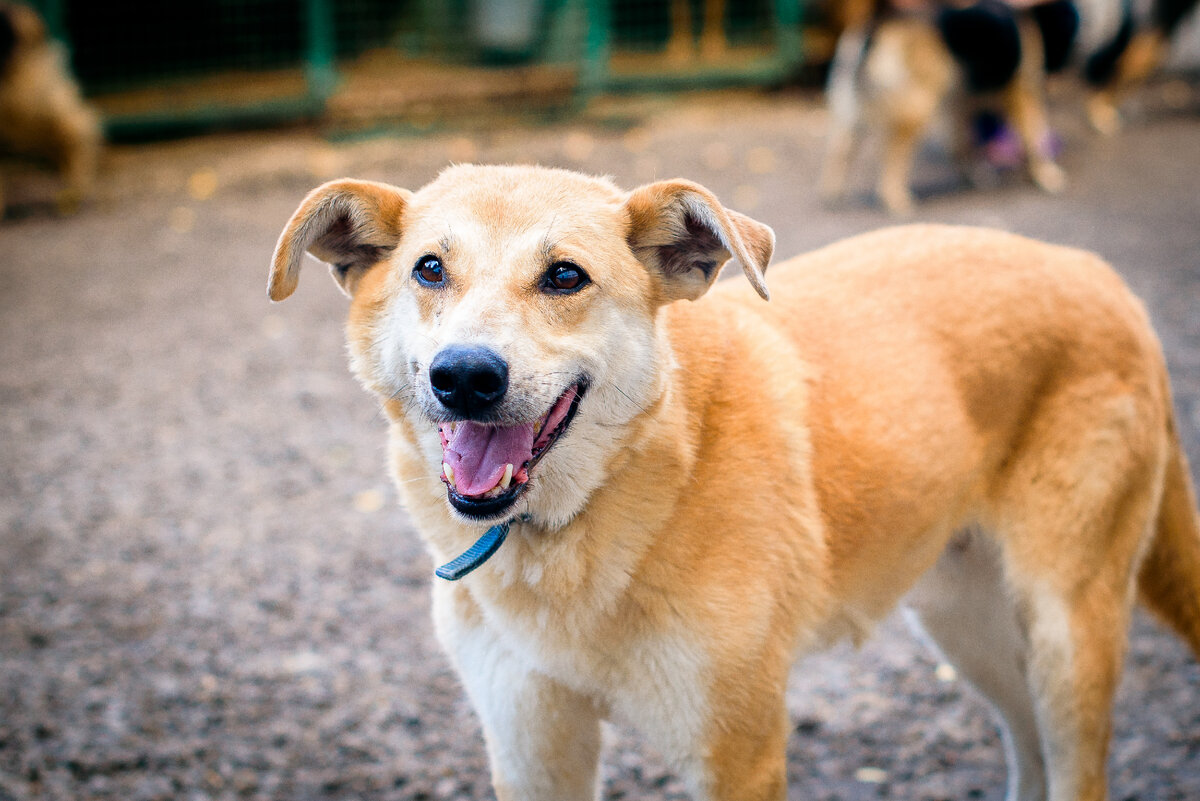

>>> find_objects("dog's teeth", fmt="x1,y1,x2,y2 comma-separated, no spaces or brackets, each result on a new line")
533,420,542,436
500,463,513,490
443,462,455,487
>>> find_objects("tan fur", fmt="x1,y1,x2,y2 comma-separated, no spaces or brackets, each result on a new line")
269,165,1200,801
821,13,1065,216
0,2,101,215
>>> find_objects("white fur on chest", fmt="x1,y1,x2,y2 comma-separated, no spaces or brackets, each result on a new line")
432,577,714,783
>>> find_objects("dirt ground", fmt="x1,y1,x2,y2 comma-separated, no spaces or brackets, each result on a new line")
1,87,1199,801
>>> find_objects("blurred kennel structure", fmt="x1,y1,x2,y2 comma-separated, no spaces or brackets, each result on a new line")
26,0,805,138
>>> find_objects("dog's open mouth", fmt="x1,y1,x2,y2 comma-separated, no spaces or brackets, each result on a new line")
438,382,586,519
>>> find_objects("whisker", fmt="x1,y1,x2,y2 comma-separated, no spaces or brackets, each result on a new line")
392,475,444,486
371,383,411,424
611,384,650,415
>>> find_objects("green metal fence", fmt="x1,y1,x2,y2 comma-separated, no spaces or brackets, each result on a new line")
26,0,805,139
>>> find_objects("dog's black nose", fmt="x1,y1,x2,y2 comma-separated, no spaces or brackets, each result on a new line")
429,345,509,416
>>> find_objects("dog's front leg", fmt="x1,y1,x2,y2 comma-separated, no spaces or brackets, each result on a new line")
1006,21,1067,195
477,672,603,801
434,593,602,800
624,664,790,801
694,700,790,801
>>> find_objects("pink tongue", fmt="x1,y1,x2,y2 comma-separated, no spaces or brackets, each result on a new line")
442,422,535,496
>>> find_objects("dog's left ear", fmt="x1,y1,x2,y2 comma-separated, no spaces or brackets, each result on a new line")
269,179,411,301
623,179,774,302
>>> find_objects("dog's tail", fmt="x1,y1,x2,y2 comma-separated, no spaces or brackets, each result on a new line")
1138,409,1200,660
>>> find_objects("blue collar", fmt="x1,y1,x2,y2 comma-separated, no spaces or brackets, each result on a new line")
435,514,531,581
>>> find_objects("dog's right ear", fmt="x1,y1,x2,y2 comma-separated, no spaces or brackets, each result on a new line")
623,179,773,303
269,179,411,301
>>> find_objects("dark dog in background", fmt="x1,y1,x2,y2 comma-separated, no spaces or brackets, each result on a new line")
0,1,101,215
1083,0,1200,133
820,0,1077,215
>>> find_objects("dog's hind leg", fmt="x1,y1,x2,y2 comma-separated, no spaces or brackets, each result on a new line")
1004,82,1066,195
876,110,931,217
870,22,952,215
1003,530,1142,801
1005,21,1067,194
905,529,1048,801
819,117,860,209
54,109,101,214
985,393,1173,801
819,113,858,208
820,26,869,207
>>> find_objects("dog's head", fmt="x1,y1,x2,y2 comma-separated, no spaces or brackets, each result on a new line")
269,165,773,526
0,3,47,71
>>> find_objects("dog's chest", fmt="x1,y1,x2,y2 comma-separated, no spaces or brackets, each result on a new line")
440,581,715,759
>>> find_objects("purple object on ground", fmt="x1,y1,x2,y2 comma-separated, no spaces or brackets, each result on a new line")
984,123,1024,169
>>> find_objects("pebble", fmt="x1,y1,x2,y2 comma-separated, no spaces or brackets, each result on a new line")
855,766,889,784
353,488,386,513
187,169,219,201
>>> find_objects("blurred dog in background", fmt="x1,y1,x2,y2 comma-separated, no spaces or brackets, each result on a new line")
820,0,1078,215
0,1,101,215
819,0,1196,214
1082,0,1200,133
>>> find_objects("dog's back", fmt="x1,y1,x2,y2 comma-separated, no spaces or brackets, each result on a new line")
661,225,1200,799
821,0,1081,213
685,224,1200,649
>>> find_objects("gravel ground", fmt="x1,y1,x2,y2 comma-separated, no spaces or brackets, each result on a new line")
1,87,1199,801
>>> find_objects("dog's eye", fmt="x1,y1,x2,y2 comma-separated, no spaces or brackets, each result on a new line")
413,255,445,287
541,262,590,294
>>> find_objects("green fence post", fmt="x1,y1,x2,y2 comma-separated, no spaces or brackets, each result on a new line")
579,0,611,97
305,0,338,108
773,0,805,71
28,0,67,45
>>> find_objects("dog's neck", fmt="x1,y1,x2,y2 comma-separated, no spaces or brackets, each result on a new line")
401,364,693,603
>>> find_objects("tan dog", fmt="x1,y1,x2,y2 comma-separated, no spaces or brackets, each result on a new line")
269,165,1200,801
0,1,101,215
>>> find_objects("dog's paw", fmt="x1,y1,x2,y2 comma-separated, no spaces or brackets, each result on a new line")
1087,96,1122,137
879,186,916,218
1031,162,1067,195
